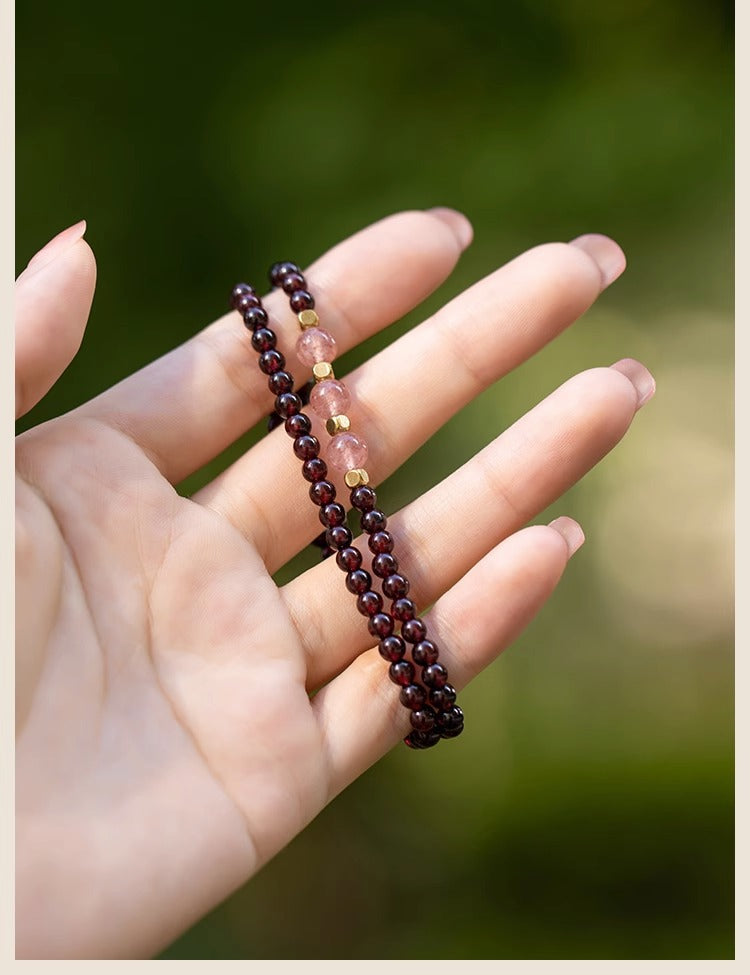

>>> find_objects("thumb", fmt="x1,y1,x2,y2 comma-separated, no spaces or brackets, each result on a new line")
15,220,97,419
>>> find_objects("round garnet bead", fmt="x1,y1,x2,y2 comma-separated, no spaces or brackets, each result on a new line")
436,704,464,730
285,413,312,437
237,293,260,314
269,261,300,287
275,392,302,417
361,509,387,533
372,553,398,577
367,613,394,638
335,546,362,572
345,569,372,595
259,349,286,375
325,525,352,549
319,502,346,527
357,591,383,616
404,729,441,749
378,635,405,662
281,271,306,295
388,660,415,686
268,370,294,394
428,684,457,711
368,531,394,554
382,573,409,599
290,289,315,312
410,707,436,732
391,598,416,622
439,723,464,739
399,683,426,710
402,618,427,644
302,458,328,482
422,663,448,689
293,435,320,460
350,485,377,512
412,639,439,666
231,283,254,308
251,327,276,352
243,306,269,330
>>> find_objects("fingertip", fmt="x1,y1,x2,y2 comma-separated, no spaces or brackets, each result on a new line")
425,207,474,251
547,516,586,557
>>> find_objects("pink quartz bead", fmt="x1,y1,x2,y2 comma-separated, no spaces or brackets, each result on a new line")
327,433,369,472
309,379,351,419
296,327,337,367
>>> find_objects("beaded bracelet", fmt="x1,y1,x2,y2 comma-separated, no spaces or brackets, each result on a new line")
230,267,464,749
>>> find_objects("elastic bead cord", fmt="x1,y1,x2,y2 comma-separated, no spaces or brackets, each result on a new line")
264,265,465,750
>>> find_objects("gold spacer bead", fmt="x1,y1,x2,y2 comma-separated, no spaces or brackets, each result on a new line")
312,362,335,382
344,468,370,488
298,309,319,329
325,414,351,436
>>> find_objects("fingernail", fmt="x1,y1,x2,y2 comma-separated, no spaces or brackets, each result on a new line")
548,516,585,557
568,233,626,288
610,357,656,409
426,207,474,250
26,220,87,274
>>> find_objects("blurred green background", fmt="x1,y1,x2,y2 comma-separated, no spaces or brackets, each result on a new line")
16,0,733,960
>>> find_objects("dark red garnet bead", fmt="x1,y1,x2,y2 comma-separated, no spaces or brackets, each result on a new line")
402,618,427,644
428,684,457,711
368,531,394,554
293,435,320,460
231,283,254,308
399,683,426,710
368,613,394,638
436,705,464,730
404,729,441,749
378,635,405,662
350,485,377,511
269,262,300,287
326,525,353,549
335,546,362,571
237,293,260,314
361,509,387,534
345,569,372,595
268,370,294,394
259,350,286,375
357,591,383,616
251,327,277,353
275,392,302,418
290,290,315,312
302,458,328,482
440,723,464,739
286,413,312,438
319,502,347,528
391,598,416,622
372,553,398,578
412,639,440,666
422,663,448,689
389,660,415,686
243,307,269,330
382,573,409,599
281,271,306,295
410,707,436,731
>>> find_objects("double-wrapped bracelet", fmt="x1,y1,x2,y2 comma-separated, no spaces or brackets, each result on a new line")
230,265,464,749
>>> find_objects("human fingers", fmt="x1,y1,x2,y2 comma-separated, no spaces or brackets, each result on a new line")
15,222,97,418
285,363,652,690
196,235,624,567
75,208,471,481
312,521,582,798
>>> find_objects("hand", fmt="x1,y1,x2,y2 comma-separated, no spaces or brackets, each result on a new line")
15,209,653,959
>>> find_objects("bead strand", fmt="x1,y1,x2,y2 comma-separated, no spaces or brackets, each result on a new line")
231,280,429,743
267,265,464,749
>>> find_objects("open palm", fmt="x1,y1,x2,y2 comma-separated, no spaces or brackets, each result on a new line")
15,209,653,959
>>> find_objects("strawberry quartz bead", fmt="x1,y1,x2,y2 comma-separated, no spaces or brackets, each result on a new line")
296,328,337,367
309,379,351,419
327,433,368,472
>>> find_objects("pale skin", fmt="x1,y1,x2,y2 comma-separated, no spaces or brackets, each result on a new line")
15,208,655,959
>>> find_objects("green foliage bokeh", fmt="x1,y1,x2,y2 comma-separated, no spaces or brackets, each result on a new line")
16,0,733,960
